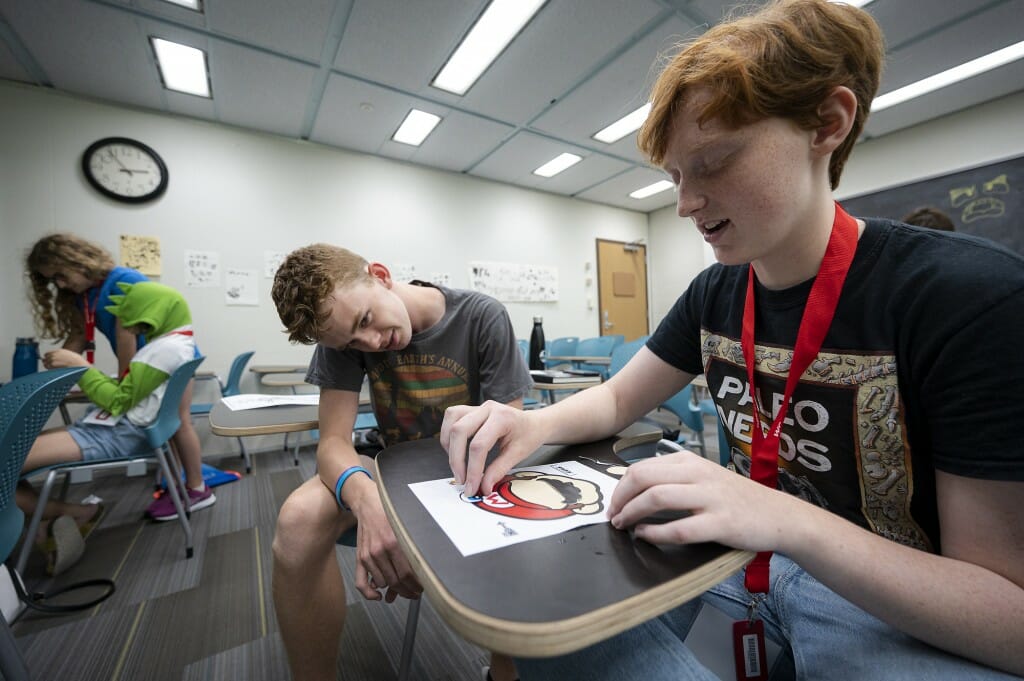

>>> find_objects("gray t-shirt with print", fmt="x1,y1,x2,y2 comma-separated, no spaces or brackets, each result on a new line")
306,282,532,446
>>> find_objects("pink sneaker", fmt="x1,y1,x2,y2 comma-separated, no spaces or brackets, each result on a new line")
147,485,216,522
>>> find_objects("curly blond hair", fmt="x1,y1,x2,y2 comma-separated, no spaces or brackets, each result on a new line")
25,234,115,341
271,244,374,344
638,0,883,189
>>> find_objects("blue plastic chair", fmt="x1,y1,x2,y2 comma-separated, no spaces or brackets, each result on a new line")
18,357,205,575
607,335,649,378
516,341,542,409
0,367,88,678
191,351,254,472
543,336,579,369
657,384,707,459
574,335,622,378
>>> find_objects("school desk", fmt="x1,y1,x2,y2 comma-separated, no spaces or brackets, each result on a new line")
374,427,754,658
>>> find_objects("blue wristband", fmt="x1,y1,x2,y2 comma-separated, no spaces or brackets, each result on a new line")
334,466,371,510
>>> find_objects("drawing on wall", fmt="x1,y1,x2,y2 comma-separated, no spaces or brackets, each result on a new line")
468,261,558,302
429,272,452,286
264,250,288,279
120,235,161,275
224,268,257,306
391,264,417,282
184,250,221,288
841,154,1023,255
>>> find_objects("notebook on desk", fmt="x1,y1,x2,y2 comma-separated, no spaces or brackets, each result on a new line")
530,369,598,383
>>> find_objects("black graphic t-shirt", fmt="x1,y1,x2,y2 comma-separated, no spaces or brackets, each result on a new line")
648,218,1024,554
307,283,532,446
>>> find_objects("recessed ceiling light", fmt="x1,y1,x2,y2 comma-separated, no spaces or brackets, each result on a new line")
872,40,1024,112
533,153,582,178
629,180,674,200
162,0,202,10
593,103,651,144
431,0,546,95
150,38,210,97
392,109,442,146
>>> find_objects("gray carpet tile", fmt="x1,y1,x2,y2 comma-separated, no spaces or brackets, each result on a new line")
181,631,291,681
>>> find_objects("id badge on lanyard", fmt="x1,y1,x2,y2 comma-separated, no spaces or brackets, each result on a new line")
732,202,858,678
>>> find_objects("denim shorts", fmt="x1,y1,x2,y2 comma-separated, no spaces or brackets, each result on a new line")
515,553,1019,681
67,415,151,461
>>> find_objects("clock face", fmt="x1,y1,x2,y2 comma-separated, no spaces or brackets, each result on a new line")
82,137,168,203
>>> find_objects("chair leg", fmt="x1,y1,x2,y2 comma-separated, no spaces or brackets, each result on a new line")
16,470,61,576
154,447,194,559
237,437,251,474
0,612,31,681
396,597,421,681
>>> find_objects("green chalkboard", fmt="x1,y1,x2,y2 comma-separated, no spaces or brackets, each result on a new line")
841,154,1022,255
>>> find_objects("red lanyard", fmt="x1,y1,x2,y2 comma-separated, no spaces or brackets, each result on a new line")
82,292,97,364
740,202,858,595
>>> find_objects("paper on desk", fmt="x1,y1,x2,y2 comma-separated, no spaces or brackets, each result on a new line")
221,393,320,410
409,460,623,556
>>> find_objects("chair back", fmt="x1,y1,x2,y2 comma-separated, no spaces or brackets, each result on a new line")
543,336,580,368
517,339,529,366
575,336,622,377
143,357,205,449
0,367,86,559
660,384,704,436
607,335,649,378
222,351,255,397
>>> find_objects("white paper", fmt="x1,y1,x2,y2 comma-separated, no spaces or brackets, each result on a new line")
264,250,288,278
225,268,258,306
184,250,221,287
221,393,320,411
82,408,122,426
409,460,622,556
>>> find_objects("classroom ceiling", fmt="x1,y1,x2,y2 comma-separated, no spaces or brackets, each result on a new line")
1,0,1022,213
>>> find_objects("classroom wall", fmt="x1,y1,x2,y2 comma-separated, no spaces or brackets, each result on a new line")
0,79,648,387
645,90,1024,329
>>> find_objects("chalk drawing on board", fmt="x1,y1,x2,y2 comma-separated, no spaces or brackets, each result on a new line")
264,251,288,278
120,235,161,276
225,268,257,306
468,261,558,302
184,250,221,288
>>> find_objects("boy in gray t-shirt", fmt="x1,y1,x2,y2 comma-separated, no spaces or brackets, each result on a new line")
270,243,531,681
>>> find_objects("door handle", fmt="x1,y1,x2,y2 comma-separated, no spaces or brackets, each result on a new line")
603,310,614,329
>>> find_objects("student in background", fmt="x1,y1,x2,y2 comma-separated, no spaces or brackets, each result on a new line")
902,205,956,231
25,234,212,522
20,282,198,576
270,244,532,681
441,1,1024,679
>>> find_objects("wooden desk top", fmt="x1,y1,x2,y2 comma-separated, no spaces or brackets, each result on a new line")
376,432,752,658
249,364,309,375
543,355,612,365
260,373,311,388
209,401,318,436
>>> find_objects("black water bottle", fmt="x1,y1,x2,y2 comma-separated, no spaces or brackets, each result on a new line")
528,317,545,370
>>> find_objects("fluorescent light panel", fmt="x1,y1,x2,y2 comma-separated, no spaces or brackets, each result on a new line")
392,109,442,146
872,40,1024,112
162,0,202,10
431,0,546,95
629,180,674,200
533,153,582,178
593,103,651,144
828,0,874,7
151,38,210,97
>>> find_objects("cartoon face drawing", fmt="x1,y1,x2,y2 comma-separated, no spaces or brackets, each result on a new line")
461,470,605,520
949,173,1009,224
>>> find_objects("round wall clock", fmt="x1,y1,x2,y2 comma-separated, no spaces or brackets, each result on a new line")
81,137,169,203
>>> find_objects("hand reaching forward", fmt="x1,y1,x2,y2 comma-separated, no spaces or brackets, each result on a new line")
440,400,544,496
43,348,90,370
353,493,422,603
610,451,806,555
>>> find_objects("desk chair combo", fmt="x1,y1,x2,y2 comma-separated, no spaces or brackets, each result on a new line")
574,335,623,378
192,351,254,472
17,357,206,579
542,336,579,369
0,367,118,680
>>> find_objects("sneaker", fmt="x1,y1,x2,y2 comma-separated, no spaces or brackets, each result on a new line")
47,515,86,576
147,485,216,522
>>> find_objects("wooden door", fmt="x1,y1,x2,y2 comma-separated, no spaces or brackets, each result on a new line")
596,239,649,341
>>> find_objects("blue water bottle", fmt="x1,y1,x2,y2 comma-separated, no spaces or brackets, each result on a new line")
12,337,40,379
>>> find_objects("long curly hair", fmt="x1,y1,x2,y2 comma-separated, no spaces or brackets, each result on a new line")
25,234,115,341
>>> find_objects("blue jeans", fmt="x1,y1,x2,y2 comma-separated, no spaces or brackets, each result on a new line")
515,554,1019,681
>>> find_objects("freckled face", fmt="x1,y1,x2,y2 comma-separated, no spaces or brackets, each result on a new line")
317,279,412,353
662,88,822,271
35,265,94,294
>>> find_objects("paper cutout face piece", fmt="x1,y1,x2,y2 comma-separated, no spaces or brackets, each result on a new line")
462,470,605,520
